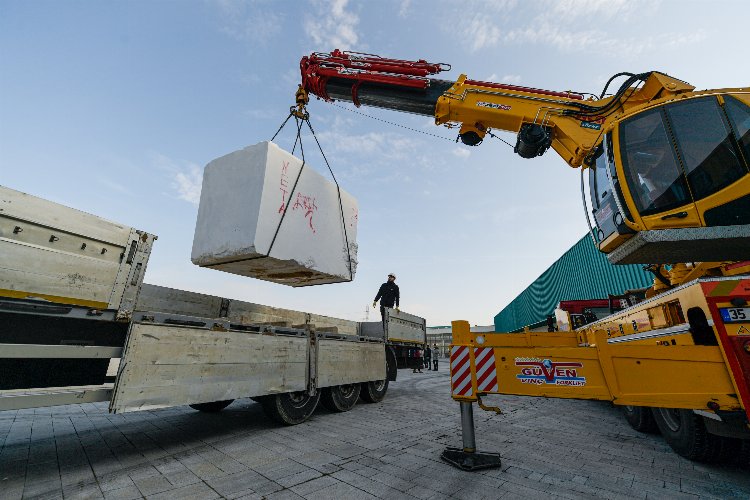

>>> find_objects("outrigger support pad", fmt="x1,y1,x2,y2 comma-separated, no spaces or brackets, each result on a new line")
440,402,502,471
441,447,502,471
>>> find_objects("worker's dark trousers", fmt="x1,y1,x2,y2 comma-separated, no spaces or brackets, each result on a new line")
380,305,386,330
433,358,438,370
425,357,431,370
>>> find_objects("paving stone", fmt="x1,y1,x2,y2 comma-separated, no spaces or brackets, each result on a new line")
264,490,305,500
0,478,25,500
304,480,377,500
182,461,226,480
642,489,699,500
275,468,322,488
370,470,414,492
62,480,104,499
252,458,309,480
145,481,219,500
162,469,201,487
102,485,143,500
249,479,284,496
204,469,265,497
309,462,340,475
131,474,172,496
289,475,340,496
60,464,96,487
21,478,62,499
0,458,27,480
233,493,262,500
98,472,137,492
406,485,450,500
331,469,409,498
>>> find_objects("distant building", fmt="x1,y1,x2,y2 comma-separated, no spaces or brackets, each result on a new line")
493,234,653,332
427,325,494,357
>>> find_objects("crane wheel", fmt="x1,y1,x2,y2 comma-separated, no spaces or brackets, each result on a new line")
321,384,361,412
730,439,750,468
651,408,730,462
189,399,234,412
621,405,659,433
360,379,389,403
261,391,321,425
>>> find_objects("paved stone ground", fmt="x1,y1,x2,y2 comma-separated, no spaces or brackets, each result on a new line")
2,361,750,499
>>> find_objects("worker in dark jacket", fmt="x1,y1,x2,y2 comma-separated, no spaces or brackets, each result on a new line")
373,273,400,328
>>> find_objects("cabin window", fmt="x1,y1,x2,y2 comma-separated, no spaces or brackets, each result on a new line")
589,145,609,209
619,108,691,216
666,97,747,201
724,96,750,169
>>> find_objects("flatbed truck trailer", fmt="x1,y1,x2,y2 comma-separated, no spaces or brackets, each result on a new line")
0,186,426,424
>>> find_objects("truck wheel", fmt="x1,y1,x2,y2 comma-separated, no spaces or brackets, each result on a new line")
360,379,388,403
321,384,361,412
261,391,320,425
189,400,234,412
386,346,398,382
622,405,659,433
651,407,728,462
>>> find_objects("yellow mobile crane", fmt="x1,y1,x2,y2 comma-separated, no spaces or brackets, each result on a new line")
297,50,750,469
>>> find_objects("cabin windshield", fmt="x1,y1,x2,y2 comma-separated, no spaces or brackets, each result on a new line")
619,108,690,216
666,97,748,201
618,96,750,219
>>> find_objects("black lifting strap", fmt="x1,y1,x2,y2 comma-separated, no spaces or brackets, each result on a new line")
265,113,354,281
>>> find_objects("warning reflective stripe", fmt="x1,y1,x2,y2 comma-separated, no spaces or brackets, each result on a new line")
474,347,498,393
451,345,469,367
454,373,472,396
450,346,473,397
474,348,493,378
451,347,471,394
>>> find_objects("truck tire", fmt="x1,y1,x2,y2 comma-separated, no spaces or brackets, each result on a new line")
321,384,361,412
651,407,728,462
261,391,320,425
189,400,234,412
622,405,659,433
386,346,398,382
360,379,388,403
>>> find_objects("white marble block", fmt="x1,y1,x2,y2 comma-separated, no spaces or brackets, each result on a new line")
191,141,358,286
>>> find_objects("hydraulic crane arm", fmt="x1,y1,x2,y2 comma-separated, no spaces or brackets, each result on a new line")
299,50,750,270
300,50,694,167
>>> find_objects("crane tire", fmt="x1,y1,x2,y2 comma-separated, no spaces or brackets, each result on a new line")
731,439,750,468
261,391,320,425
360,379,389,403
651,407,729,462
321,384,361,412
621,405,659,433
189,400,234,412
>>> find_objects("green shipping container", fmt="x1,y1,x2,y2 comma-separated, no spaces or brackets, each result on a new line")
493,234,653,332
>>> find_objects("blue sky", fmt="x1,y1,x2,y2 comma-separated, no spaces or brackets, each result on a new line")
2,0,749,326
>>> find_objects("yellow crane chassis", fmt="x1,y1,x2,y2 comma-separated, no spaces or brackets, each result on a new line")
449,276,750,418
450,326,741,411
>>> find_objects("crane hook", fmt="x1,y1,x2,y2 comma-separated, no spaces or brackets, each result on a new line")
291,85,310,120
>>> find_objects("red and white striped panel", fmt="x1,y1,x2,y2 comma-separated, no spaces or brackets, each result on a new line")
450,346,473,397
474,347,498,393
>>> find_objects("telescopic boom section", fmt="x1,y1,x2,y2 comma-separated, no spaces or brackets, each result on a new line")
300,49,454,115
300,50,613,167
